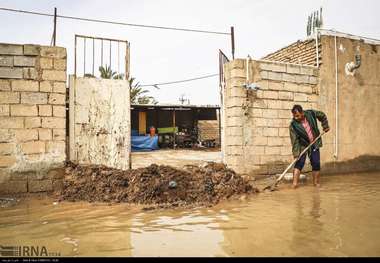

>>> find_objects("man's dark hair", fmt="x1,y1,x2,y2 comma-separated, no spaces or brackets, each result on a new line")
291,104,303,114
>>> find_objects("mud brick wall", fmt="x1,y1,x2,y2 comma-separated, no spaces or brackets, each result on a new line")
0,43,67,194
198,120,220,144
262,39,321,66
222,59,319,176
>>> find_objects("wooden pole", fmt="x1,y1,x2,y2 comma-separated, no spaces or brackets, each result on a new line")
173,109,176,149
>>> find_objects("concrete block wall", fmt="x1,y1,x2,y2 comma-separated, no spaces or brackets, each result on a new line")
0,43,67,194
222,59,319,176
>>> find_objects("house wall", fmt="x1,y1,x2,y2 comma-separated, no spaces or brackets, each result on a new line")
0,43,67,194
222,34,380,176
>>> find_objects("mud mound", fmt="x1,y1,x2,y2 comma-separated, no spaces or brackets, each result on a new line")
57,162,258,208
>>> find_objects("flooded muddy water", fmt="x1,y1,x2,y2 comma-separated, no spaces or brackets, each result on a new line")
1,172,379,257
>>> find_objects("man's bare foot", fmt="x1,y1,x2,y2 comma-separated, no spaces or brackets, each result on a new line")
292,184,298,189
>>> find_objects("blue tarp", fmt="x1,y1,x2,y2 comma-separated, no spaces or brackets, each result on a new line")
131,135,159,152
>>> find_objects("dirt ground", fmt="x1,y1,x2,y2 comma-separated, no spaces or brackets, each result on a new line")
131,149,222,169
56,161,258,209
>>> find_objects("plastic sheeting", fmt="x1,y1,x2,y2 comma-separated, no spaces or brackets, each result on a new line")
131,135,159,152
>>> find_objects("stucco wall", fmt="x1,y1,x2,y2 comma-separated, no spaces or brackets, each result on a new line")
317,35,380,173
69,76,131,170
0,43,67,194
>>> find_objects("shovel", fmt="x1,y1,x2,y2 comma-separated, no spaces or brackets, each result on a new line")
263,131,326,191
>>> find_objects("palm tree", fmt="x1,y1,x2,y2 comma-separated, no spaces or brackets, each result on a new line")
129,77,157,105
99,65,124,79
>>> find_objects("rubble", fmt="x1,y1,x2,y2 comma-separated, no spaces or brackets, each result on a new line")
56,162,259,208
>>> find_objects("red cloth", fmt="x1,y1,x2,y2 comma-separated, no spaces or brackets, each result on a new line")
301,118,314,142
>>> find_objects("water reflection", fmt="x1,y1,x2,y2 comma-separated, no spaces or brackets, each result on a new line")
0,172,380,256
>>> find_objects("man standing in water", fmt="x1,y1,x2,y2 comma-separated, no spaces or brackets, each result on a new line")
289,105,330,188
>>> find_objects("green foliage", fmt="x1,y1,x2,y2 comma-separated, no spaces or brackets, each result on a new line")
129,77,158,105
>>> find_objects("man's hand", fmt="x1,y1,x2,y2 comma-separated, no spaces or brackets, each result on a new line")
323,127,330,133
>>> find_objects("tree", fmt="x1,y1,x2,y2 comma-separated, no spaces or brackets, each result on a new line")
99,65,124,79
129,77,157,105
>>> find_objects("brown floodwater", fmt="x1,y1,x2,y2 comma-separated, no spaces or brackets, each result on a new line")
1,171,379,257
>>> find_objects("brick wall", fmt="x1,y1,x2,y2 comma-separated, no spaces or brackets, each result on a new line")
0,43,67,194
222,59,319,176
262,39,321,66
198,120,220,145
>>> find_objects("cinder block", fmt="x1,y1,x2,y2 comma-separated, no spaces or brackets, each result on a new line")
279,127,289,137
262,90,279,99
0,143,15,155
40,46,66,59
38,105,52,116
259,71,268,79
23,44,40,56
254,118,268,127
286,64,301,74
11,80,39,92
265,146,281,155
53,105,66,117
14,56,35,67
266,100,282,109
0,67,23,79
263,127,278,137
252,136,268,146
230,59,244,69
259,62,286,72
308,94,319,102
282,73,296,82
309,76,318,85
41,117,65,129
53,82,66,93
297,85,313,94
0,56,13,67
226,136,243,146
0,155,17,168
0,105,9,116
262,109,278,118
227,107,243,117
278,91,293,100
23,68,38,80
14,129,38,142
53,129,66,141
295,75,309,84
0,117,24,128
0,44,23,55
46,141,66,154
0,80,10,91
267,72,283,81
38,128,52,141
0,92,20,104
282,101,295,110
230,68,246,78
21,92,48,104
300,67,315,75
294,93,308,102
250,108,263,117
24,117,41,128
278,109,291,119
267,119,283,128
268,81,283,91
21,141,45,154
39,58,53,69
48,93,66,105
283,82,298,92
28,179,53,192
267,137,283,146
42,70,66,81
0,180,27,194
10,105,37,116
39,81,52,92
226,127,242,136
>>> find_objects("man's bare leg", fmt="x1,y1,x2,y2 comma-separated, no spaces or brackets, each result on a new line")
312,171,320,187
293,168,301,189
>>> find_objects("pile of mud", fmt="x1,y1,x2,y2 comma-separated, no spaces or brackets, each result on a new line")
57,162,258,208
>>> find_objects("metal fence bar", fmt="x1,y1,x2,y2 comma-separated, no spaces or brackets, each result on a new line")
83,38,86,75
92,38,95,75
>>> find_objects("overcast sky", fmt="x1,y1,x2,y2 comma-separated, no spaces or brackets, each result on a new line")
0,0,379,105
